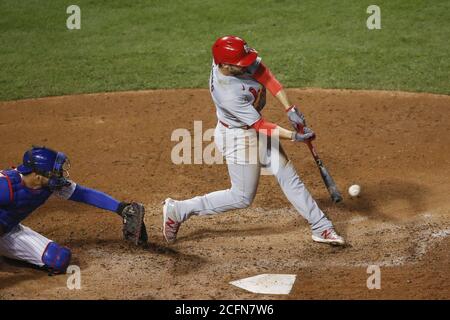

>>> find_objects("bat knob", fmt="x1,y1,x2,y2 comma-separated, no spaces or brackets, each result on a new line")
332,194,343,203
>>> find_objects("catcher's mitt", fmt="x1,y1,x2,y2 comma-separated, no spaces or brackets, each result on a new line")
117,202,148,246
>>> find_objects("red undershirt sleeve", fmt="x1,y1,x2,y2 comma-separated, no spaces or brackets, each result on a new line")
252,62,283,96
250,118,278,136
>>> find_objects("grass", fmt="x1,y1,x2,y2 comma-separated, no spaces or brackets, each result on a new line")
0,0,449,101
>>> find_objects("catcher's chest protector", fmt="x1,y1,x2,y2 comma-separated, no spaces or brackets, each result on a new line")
0,169,52,233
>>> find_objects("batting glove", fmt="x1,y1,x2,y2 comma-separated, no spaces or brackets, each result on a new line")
286,105,306,129
291,127,316,142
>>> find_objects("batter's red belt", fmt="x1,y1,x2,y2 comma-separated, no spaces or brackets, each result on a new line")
219,120,251,130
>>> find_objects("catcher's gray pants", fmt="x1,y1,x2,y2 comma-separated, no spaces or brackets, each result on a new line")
174,123,333,234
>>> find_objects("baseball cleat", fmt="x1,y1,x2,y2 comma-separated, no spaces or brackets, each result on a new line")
162,198,181,244
312,228,345,246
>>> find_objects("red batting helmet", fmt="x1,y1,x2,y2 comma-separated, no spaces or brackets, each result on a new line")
212,35,258,67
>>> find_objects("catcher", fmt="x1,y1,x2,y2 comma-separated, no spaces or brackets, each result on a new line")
0,146,147,274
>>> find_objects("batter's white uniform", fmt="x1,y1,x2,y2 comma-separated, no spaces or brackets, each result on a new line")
172,62,333,235
0,181,76,267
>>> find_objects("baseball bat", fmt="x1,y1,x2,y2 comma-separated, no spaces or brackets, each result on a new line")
297,124,343,203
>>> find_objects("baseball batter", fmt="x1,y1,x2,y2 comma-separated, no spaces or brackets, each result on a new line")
163,36,345,246
0,146,147,274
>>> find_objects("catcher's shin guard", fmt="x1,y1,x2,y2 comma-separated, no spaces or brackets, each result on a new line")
42,242,71,274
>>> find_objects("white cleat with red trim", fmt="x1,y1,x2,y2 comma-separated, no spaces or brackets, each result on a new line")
163,198,182,244
312,228,345,246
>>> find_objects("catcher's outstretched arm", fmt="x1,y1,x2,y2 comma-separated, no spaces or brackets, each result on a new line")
68,184,121,213
64,184,147,245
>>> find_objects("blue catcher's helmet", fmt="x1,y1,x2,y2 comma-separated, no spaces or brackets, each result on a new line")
17,146,71,190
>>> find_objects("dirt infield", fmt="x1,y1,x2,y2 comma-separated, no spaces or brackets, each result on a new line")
0,88,449,299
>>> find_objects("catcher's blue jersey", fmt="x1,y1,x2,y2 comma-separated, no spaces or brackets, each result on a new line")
0,168,122,235
0,169,52,233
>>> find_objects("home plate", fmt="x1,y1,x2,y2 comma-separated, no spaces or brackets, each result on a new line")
230,274,296,295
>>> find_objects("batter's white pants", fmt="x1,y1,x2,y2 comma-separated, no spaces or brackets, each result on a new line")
174,123,333,234
0,224,51,267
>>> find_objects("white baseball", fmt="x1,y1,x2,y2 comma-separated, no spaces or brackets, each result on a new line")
348,184,361,197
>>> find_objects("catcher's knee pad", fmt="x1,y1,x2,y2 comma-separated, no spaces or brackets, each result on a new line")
42,242,71,274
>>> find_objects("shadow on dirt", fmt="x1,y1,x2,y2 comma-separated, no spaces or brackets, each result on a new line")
64,238,207,275
0,258,51,290
177,225,292,242
145,242,208,274
319,179,429,220
317,179,430,237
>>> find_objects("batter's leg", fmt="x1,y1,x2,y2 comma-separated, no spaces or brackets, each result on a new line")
0,224,51,267
266,139,333,234
174,163,261,222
